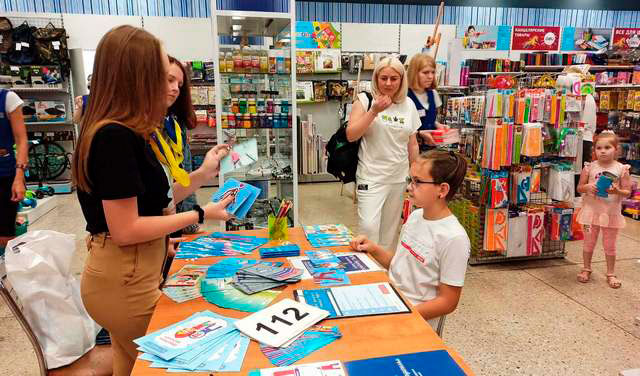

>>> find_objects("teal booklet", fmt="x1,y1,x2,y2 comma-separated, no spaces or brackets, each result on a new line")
211,178,261,219
344,350,466,376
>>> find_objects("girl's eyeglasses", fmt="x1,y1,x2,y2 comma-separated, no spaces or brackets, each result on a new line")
406,176,440,186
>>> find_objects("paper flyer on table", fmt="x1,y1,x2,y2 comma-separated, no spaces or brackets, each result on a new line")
249,360,346,376
133,310,236,361
288,252,382,279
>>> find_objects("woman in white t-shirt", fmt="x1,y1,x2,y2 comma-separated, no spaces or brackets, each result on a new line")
346,56,420,250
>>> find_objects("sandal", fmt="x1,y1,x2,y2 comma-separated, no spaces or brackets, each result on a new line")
606,274,622,289
577,268,592,283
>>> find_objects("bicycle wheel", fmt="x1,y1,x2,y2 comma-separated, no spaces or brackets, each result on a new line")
28,141,69,181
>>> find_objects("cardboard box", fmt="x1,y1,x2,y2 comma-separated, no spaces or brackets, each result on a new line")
35,101,66,122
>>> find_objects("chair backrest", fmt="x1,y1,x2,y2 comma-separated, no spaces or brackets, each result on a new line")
0,255,48,376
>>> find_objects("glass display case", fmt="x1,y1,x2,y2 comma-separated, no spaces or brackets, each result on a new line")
212,5,298,229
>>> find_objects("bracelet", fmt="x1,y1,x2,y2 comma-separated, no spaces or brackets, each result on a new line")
16,163,28,170
193,205,204,224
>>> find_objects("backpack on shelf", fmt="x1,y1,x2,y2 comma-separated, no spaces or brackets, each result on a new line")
33,22,71,77
326,91,373,184
7,21,38,65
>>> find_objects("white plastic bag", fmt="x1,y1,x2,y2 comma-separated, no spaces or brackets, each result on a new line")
5,230,101,369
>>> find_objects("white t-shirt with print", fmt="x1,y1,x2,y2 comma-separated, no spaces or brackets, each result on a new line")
389,209,470,328
356,92,421,184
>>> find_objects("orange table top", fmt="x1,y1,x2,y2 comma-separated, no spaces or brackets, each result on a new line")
131,228,473,375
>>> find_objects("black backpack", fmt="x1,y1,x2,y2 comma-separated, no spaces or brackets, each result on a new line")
7,21,38,65
326,92,372,184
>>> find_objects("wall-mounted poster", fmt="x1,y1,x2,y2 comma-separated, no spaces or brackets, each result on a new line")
296,21,341,49
512,26,560,51
457,25,511,50
612,28,640,49
561,27,611,51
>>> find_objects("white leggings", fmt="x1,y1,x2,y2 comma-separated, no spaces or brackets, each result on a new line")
356,179,406,251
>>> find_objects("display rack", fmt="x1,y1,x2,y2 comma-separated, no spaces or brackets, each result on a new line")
445,65,597,264
1,14,75,194
211,0,299,227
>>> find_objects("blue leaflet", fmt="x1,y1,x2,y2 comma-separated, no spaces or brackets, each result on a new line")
211,179,261,219
260,326,342,367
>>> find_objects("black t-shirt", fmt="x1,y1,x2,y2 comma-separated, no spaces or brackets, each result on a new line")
77,124,171,234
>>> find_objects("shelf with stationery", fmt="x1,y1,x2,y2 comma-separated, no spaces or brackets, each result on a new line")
212,2,299,225
447,78,586,264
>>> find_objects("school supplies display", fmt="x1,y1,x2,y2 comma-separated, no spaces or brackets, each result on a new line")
303,224,353,247
260,244,301,258
343,350,466,376
162,265,208,303
212,179,262,219
249,360,346,376
135,310,250,372
260,325,342,367
175,232,268,259
295,282,411,319
288,252,383,279
232,264,303,294
234,298,330,348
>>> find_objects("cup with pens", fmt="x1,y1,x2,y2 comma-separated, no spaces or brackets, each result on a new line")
268,199,291,242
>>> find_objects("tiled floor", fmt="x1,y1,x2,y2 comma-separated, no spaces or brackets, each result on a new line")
1,182,639,375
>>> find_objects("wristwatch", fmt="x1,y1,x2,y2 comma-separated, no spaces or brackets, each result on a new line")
16,163,28,170
193,205,205,224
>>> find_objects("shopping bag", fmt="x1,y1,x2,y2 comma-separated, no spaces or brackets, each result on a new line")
5,230,101,368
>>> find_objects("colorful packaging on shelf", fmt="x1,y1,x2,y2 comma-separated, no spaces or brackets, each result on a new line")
526,208,544,256
511,165,532,204
484,208,508,253
550,207,574,241
530,168,541,193
506,211,528,258
548,165,575,202
521,123,543,157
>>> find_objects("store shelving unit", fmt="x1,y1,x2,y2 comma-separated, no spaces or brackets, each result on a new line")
211,0,299,227
3,14,75,194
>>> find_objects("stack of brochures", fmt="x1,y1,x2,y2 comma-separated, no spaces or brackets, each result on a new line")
303,224,353,247
259,244,301,258
200,258,284,312
175,232,268,259
232,263,303,294
162,264,208,303
260,325,342,366
135,310,250,372
305,250,350,286
248,360,346,376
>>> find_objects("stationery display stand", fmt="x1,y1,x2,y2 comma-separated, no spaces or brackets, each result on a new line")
1,14,76,194
446,65,598,264
211,2,299,227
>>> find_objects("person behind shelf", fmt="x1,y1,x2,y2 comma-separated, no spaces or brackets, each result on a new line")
576,131,632,289
576,92,597,189
346,56,420,251
351,150,470,329
72,25,234,376
406,53,447,152
0,89,27,257
164,55,199,235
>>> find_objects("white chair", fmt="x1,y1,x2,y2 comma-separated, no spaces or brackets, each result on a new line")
0,259,112,376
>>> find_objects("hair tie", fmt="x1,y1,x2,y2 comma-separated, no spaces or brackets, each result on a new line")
601,130,615,135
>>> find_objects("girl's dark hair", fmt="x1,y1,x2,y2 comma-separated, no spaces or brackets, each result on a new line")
168,55,197,130
467,25,475,32
420,150,468,201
